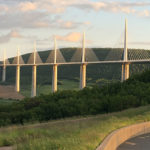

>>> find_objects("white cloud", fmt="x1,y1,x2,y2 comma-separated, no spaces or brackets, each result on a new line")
18,2,37,12
54,19,87,29
71,1,150,17
1,0,150,15
9,30,22,38
56,32,82,42
0,0,150,30
138,10,150,17
0,11,50,29
72,1,140,15
0,30,23,43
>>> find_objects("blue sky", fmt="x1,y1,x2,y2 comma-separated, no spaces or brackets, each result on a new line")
0,0,150,59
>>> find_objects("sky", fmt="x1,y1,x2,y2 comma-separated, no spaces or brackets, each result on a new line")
0,0,150,59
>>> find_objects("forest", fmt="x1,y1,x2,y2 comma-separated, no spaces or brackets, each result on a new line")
0,68,150,126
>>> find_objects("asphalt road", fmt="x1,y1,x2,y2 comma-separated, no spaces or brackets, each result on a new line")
117,133,150,150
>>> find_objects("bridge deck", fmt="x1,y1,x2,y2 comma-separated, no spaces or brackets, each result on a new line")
0,59,150,66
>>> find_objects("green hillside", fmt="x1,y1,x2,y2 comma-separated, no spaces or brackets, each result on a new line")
1,68,150,126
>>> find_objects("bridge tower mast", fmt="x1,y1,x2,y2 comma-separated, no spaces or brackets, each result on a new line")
2,50,6,82
52,37,58,93
80,32,86,89
122,19,130,81
15,47,20,92
31,42,37,97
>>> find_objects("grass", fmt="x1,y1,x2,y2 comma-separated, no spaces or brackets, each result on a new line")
1,105,150,150
21,80,80,97
8,79,108,97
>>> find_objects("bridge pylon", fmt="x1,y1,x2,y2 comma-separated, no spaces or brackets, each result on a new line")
80,63,86,89
2,50,10,82
2,50,6,82
121,19,130,82
80,32,86,89
12,47,25,92
16,48,20,92
121,63,129,81
16,65,20,92
31,65,37,97
52,37,58,93
31,42,37,97
2,67,6,82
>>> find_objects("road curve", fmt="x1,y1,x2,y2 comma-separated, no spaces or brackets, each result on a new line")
117,133,150,150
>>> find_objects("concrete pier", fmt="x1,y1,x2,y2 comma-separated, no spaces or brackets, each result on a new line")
31,65,37,97
2,66,6,82
52,64,58,93
121,63,129,81
15,49,20,92
125,63,129,80
80,63,86,89
15,65,20,92
2,50,6,82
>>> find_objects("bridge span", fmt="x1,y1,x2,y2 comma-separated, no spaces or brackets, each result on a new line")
0,19,150,97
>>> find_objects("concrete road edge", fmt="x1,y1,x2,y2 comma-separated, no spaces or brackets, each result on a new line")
96,121,150,150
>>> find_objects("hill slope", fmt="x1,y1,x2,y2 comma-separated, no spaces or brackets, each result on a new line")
1,69,150,126
0,105,150,150
0,86,24,100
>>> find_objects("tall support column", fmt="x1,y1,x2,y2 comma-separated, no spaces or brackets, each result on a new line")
15,48,20,92
121,63,130,81
52,64,58,93
80,32,87,89
15,65,20,92
31,42,37,97
52,37,58,93
2,50,6,82
31,65,37,97
125,63,129,80
2,66,6,82
80,64,86,89
121,64,124,82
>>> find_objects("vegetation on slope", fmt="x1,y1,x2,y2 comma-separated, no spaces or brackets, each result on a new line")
0,106,150,150
1,69,150,126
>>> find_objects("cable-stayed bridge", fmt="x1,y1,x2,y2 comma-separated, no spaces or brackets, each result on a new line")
1,19,150,97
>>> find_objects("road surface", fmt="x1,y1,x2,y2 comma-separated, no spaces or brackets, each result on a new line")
117,133,150,150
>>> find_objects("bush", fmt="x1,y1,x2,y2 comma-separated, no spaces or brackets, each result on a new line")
1,70,150,126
